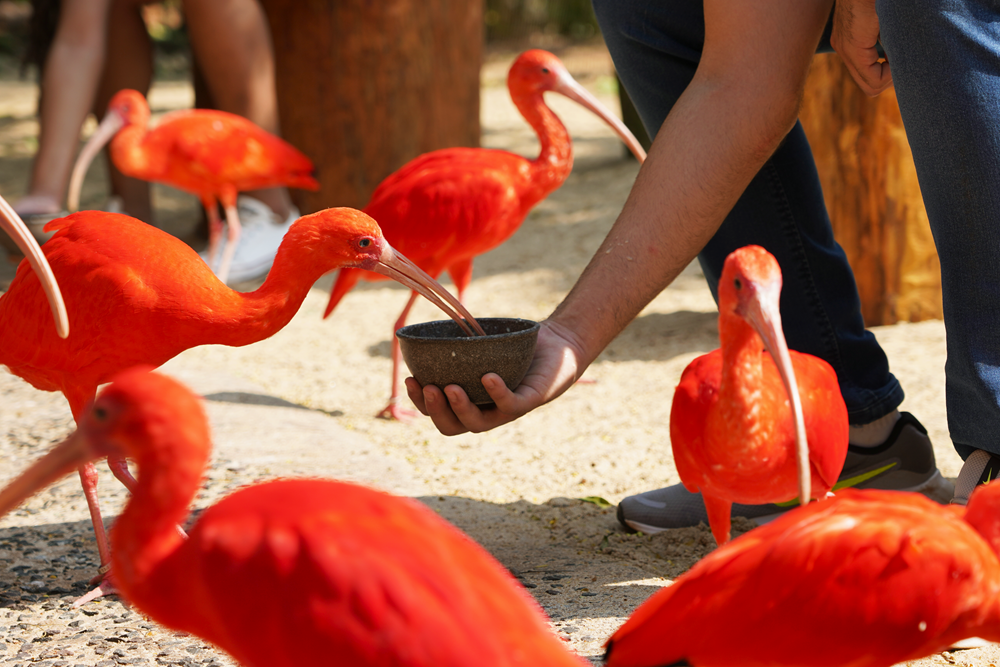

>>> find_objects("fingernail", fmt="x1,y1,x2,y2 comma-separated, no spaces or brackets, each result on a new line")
424,389,435,405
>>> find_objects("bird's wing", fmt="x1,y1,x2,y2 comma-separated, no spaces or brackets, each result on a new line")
791,350,849,488
149,110,315,191
606,489,1000,667
364,147,532,266
151,480,583,667
669,351,723,493
0,212,220,390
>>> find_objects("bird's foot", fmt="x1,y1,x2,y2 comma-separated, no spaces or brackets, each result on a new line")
377,398,417,422
73,564,120,607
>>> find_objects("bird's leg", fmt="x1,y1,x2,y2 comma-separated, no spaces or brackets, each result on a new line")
215,203,242,284
203,198,224,269
107,455,188,539
73,463,119,607
702,493,733,547
107,454,137,493
378,291,421,421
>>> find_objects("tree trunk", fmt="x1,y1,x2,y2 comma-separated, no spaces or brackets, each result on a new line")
258,0,483,213
799,53,942,325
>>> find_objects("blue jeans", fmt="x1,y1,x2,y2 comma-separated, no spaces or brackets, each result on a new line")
592,0,904,428
878,0,1000,459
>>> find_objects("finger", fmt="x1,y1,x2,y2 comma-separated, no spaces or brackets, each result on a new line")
404,377,430,416
839,42,892,96
421,384,472,436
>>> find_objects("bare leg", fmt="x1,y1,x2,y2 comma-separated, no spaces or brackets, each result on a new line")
702,493,734,547
16,0,113,216
92,0,154,222
379,291,421,422
216,202,242,284
72,462,118,607
182,0,293,219
202,195,223,267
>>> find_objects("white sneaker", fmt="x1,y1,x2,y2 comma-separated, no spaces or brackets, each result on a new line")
199,195,298,285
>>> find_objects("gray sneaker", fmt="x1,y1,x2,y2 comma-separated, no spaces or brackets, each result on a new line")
617,412,954,534
951,449,1000,505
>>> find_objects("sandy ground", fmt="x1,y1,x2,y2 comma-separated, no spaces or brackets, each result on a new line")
1,44,998,666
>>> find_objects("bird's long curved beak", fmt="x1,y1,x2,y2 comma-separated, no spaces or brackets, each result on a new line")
553,73,647,162
0,195,69,338
370,244,486,336
743,280,811,507
67,111,125,212
0,430,89,521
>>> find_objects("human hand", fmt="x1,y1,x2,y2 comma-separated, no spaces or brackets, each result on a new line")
831,0,892,96
404,319,586,435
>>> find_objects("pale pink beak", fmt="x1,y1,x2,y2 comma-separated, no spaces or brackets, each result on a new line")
0,195,69,338
365,241,485,337
740,277,811,507
0,428,89,519
552,70,647,163
67,110,126,212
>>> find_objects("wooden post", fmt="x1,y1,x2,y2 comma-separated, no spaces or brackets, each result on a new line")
799,53,942,325
258,0,483,213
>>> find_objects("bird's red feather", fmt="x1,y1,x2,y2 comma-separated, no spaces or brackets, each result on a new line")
606,487,1000,667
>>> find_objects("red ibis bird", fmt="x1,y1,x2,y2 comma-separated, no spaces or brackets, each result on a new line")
603,485,1000,667
323,49,647,421
0,201,482,604
0,194,68,338
66,88,320,283
671,245,849,545
0,368,587,667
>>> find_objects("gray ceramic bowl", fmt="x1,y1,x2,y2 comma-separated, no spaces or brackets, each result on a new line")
396,317,541,405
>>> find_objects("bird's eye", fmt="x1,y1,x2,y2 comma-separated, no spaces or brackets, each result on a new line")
541,67,550,74
734,278,743,290
93,406,108,421
358,238,372,248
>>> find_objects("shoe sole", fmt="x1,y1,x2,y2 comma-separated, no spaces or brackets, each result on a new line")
621,470,955,535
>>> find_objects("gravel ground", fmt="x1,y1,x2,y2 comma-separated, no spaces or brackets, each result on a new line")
2,44,999,667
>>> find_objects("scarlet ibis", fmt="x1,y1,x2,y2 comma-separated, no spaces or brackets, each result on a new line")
0,368,587,667
603,486,1000,667
66,88,320,283
671,245,848,545
0,201,482,604
323,49,647,421
0,195,68,338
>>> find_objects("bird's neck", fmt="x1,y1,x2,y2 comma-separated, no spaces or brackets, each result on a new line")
718,313,765,391
512,90,574,196
714,313,770,432
211,225,331,347
111,126,152,176
111,428,208,603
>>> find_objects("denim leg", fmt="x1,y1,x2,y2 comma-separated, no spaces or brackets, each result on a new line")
879,0,1000,459
592,0,904,424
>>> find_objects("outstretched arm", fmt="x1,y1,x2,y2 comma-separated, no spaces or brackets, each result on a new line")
409,0,834,435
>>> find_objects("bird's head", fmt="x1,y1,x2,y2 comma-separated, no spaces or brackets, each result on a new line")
290,207,388,272
719,245,784,329
508,49,573,97
106,89,151,129
0,369,211,521
293,208,485,336
507,50,646,161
